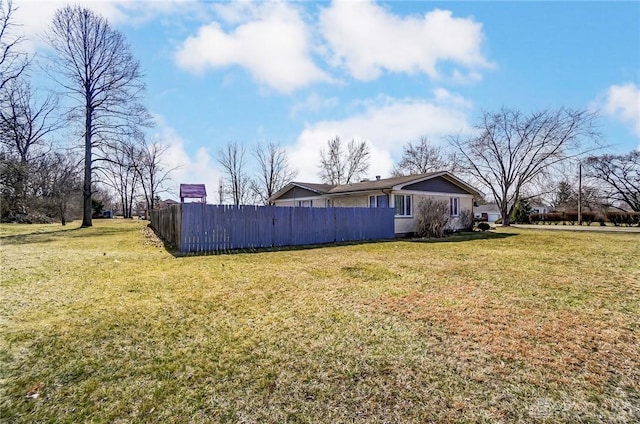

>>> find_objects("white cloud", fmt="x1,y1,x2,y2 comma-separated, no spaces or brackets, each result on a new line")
175,2,330,93
287,91,473,182
319,1,491,82
602,83,640,137
13,0,202,52
12,0,124,52
150,115,223,202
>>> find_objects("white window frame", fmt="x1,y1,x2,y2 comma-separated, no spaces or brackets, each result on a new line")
450,197,459,217
369,194,387,208
369,195,376,208
298,200,313,207
394,194,412,217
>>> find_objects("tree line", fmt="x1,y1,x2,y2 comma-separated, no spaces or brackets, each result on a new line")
213,108,636,226
1,1,172,225
2,1,636,227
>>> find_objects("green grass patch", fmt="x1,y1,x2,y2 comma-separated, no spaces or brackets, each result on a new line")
1,220,639,422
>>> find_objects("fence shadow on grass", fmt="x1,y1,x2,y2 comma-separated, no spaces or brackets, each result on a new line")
148,223,399,257
408,230,518,244
149,224,516,257
0,224,133,246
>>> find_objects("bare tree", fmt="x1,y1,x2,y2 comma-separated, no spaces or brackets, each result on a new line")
0,0,28,91
217,141,251,205
451,108,599,226
392,137,459,176
39,151,82,225
135,139,175,214
251,142,297,204
96,138,140,218
0,79,62,216
584,151,639,212
0,79,60,162
45,5,151,227
318,136,370,184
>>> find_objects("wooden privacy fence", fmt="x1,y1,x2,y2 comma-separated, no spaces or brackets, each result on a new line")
150,203,395,253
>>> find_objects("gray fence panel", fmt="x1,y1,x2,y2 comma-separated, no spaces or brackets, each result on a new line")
152,204,394,253
150,203,182,249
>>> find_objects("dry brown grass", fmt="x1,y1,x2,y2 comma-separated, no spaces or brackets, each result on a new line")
1,220,638,423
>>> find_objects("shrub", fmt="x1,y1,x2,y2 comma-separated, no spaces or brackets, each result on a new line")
545,212,564,224
530,213,541,224
494,217,502,225
415,198,451,238
457,210,474,231
511,199,532,224
564,211,578,225
477,222,491,232
581,211,596,225
605,211,640,226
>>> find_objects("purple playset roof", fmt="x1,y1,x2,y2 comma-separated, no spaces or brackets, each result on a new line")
179,184,207,199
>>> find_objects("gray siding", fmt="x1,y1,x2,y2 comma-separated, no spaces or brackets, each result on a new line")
278,186,323,200
403,176,469,194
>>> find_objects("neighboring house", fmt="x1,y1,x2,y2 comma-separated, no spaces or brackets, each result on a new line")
156,198,179,209
530,203,551,214
269,172,481,235
473,204,501,223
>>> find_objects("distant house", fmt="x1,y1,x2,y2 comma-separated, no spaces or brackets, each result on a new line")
530,203,551,214
180,184,207,204
269,172,481,235
473,204,501,223
155,198,179,209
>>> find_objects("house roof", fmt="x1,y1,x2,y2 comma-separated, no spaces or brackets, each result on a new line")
180,184,207,198
290,182,335,194
269,172,481,202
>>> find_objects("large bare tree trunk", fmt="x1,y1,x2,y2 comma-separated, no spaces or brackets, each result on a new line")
46,5,151,228
82,106,92,227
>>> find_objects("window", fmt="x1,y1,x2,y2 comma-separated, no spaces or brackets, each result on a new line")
450,197,459,216
369,194,389,208
298,200,313,207
394,194,411,216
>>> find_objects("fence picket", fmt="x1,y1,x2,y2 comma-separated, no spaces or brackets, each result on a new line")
151,204,394,253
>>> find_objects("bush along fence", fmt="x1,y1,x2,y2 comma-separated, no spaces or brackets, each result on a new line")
150,203,395,253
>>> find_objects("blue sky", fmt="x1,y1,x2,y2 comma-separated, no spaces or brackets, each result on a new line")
15,0,640,197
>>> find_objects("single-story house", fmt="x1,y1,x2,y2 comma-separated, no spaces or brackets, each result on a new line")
473,204,501,223
269,172,481,236
530,203,551,215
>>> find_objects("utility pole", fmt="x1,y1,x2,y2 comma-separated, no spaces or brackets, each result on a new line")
578,162,582,225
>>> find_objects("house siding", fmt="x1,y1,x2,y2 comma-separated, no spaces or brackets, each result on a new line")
274,199,328,208
394,193,474,235
332,195,369,208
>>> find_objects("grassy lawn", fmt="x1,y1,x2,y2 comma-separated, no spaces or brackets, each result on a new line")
1,220,638,423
